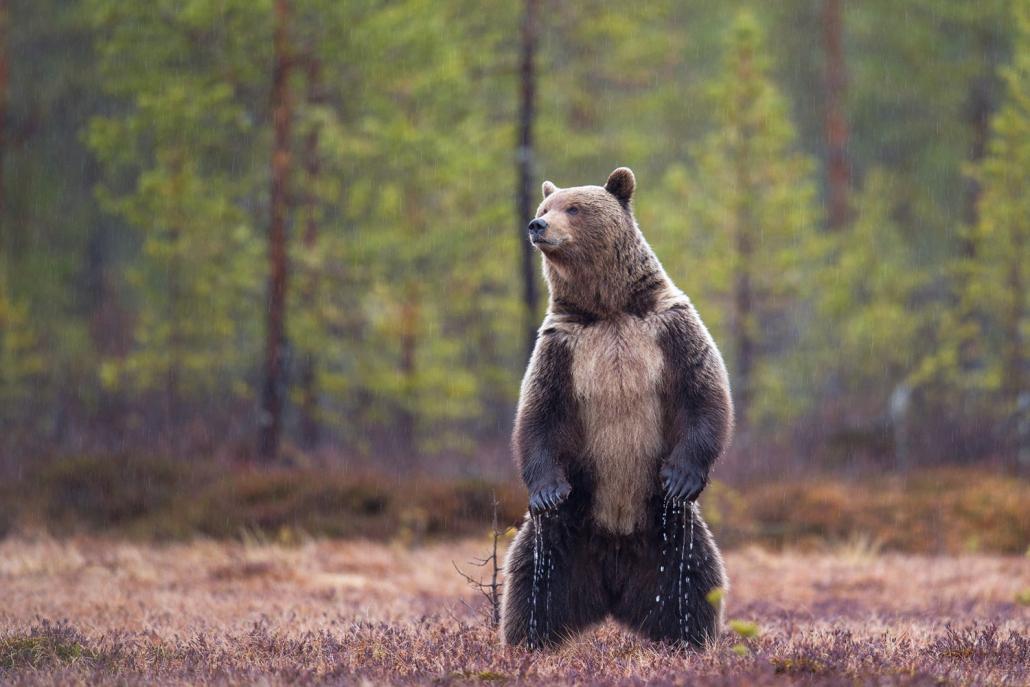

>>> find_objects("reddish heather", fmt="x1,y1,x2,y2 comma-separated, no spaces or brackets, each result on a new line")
0,537,1027,685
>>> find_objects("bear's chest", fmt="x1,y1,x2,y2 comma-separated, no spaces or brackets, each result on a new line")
569,315,666,534
571,317,664,406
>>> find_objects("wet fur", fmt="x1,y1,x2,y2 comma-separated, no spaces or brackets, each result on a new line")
503,168,733,649
501,499,726,648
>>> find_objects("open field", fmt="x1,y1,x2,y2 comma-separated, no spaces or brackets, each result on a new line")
1,536,1027,685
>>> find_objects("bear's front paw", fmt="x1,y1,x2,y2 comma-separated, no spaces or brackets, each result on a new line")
660,462,707,503
529,477,571,515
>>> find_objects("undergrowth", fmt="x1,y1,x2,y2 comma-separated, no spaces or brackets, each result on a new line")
3,456,1027,554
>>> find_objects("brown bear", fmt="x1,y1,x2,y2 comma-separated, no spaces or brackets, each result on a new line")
500,167,732,649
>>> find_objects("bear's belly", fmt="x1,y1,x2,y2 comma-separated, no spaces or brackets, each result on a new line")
571,315,665,535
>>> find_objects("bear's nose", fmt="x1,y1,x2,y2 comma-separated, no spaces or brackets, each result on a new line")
527,218,548,239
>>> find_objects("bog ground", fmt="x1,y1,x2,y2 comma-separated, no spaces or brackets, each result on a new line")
0,537,1027,686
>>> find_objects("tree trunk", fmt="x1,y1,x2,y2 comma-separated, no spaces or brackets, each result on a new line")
260,0,293,462
298,54,324,450
732,51,757,432
165,155,185,450
0,0,8,222
958,29,997,373
732,213,754,431
0,0,8,390
1002,226,1025,407
517,0,540,362
962,30,995,236
398,284,420,460
822,0,849,230
166,224,182,446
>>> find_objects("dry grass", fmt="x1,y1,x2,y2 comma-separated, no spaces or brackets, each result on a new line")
1,536,1027,685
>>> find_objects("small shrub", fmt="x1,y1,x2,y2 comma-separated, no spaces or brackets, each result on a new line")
709,468,1030,554
38,454,190,532
185,469,395,539
5,458,1026,553
926,624,1030,666
0,488,14,539
728,620,759,639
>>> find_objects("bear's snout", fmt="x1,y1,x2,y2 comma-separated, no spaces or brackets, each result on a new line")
528,218,549,243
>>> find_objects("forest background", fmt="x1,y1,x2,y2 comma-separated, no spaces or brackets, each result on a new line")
0,0,1027,546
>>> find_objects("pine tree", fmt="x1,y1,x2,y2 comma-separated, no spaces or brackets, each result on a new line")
821,0,851,230
0,0,7,222
659,11,819,431
259,0,295,462
0,271,45,430
284,0,514,458
516,0,540,364
87,1,267,444
967,0,1029,412
809,171,927,415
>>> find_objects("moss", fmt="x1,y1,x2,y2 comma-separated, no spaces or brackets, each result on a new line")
771,656,828,674
728,620,760,639
474,670,509,681
0,623,100,669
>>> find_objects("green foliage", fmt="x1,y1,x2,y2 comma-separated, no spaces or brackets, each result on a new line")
649,11,820,427
914,0,1028,423
729,619,760,639
704,587,725,607
0,1,1026,463
286,0,517,451
0,277,45,414
1,0,105,431
803,170,928,411
0,623,100,670
962,0,1030,402
86,0,267,403
728,616,758,656
81,0,524,453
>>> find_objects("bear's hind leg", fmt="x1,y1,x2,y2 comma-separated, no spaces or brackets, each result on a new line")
500,512,605,649
612,501,726,648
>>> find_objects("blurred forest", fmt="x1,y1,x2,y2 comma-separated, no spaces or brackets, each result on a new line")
0,0,1028,481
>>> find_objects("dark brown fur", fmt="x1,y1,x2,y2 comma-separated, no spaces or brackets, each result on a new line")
501,168,733,649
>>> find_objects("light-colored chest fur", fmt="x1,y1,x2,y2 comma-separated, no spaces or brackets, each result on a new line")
570,315,665,534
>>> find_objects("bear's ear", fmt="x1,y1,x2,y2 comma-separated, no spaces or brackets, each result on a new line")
542,180,558,198
604,167,635,206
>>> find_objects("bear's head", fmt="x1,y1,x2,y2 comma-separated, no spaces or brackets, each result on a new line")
528,167,668,317
528,167,637,265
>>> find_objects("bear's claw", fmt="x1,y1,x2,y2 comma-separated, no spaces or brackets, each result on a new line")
529,478,571,514
660,462,707,502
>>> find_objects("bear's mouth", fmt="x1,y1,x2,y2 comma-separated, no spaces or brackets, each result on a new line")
530,236,559,248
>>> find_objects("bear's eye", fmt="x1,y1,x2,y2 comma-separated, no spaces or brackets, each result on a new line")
566,205,579,216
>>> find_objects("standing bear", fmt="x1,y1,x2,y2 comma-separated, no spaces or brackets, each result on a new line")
500,167,733,649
